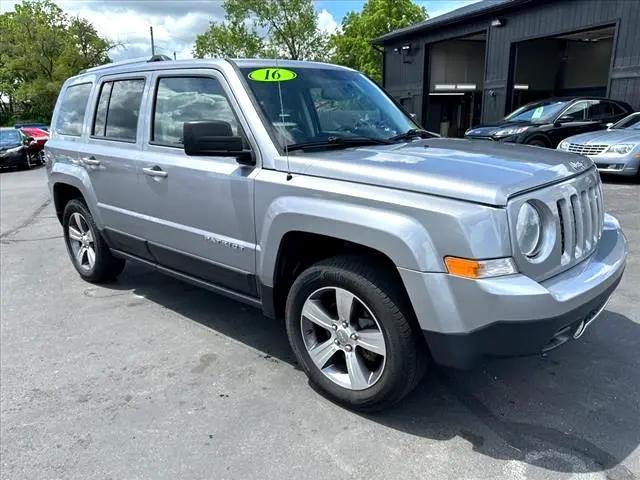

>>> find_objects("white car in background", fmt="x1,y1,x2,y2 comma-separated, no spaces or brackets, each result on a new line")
558,112,640,179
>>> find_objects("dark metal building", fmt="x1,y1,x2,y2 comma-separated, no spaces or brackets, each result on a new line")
373,0,640,137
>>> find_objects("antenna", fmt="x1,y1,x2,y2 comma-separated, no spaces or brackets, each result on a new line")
275,57,292,181
150,26,155,56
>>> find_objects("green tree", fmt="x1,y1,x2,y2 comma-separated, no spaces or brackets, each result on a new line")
0,0,113,124
193,0,328,61
331,0,427,83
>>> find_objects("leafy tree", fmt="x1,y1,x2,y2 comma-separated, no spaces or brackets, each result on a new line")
331,0,427,83
193,19,263,59
193,0,328,61
0,0,113,124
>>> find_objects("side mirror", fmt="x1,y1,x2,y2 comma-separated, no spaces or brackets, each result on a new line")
183,120,254,165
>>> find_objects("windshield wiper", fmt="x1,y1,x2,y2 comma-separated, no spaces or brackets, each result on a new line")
286,136,392,152
388,128,434,142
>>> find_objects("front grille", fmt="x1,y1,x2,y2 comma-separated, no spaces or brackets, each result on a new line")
508,168,603,282
566,143,607,156
555,182,603,265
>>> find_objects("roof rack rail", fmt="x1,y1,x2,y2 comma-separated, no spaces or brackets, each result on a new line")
79,54,172,74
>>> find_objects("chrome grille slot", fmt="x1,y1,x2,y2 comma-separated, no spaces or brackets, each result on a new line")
571,194,584,258
581,190,592,251
589,187,599,246
567,143,607,155
556,198,572,263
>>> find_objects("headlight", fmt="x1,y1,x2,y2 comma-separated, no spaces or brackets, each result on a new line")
606,144,635,155
493,126,530,137
516,202,542,257
558,140,570,151
4,146,23,154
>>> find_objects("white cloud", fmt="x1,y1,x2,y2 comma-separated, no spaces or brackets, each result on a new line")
317,8,339,35
0,0,225,61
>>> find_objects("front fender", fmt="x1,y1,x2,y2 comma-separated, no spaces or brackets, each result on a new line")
257,196,440,287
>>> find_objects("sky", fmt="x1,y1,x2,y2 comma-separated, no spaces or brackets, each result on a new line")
0,0,481,61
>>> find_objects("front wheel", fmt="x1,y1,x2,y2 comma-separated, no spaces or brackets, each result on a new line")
285,256,427,411
526,138,548,148
22,152,32,170
63,199,125,282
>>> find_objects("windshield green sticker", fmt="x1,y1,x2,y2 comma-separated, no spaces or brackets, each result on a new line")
531,106,544,120
248,68,297,82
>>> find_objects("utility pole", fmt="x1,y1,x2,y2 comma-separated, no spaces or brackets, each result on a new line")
173,51,177,60
150,26,155,56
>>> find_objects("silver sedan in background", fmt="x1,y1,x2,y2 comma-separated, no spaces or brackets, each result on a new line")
558,112,640,178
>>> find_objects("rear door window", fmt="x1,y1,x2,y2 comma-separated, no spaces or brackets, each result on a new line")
55,83,92,136
586,100,612,121
152,76,239,146
92,79,145,142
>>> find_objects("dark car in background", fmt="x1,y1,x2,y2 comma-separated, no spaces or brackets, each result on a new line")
465,97,632,148
0,128,34,170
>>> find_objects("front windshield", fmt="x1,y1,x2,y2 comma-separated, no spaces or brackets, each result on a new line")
613,113,640,130
0,130,21,148
504,100,569,123
239,66,418,149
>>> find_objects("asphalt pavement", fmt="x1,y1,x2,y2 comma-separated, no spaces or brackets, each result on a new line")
1,166,638,480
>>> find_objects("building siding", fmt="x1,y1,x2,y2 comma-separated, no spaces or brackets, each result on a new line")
381,0,640,125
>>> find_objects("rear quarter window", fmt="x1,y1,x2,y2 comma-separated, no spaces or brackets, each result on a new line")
55,83,92,136
92,79,145,142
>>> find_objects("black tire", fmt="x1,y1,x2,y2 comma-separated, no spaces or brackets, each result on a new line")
526,138,548,148
285,255,427,411
21,152,33,170
62,199,125,282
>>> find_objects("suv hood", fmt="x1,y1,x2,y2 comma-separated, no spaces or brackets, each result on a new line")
564,129,640,145
288,138,591,206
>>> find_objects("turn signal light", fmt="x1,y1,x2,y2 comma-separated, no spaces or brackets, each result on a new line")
444,256,517,279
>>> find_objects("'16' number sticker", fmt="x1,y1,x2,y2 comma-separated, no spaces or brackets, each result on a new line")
248,68,297,82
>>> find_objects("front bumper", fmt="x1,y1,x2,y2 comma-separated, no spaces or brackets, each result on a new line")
592,153,640,176
399,214,627,368
0,149,27,168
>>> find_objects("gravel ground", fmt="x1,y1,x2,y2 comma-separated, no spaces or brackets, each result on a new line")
1,166,638,480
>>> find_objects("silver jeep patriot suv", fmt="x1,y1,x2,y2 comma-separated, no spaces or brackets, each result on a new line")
46,57,628,411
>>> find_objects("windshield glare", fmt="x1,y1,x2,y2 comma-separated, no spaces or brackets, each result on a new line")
504,100,569,123
613,113,640,130
240,67,417,149
0,130,21,147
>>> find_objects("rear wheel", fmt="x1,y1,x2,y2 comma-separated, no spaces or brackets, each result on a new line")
285,255,427,411
63,199,125,282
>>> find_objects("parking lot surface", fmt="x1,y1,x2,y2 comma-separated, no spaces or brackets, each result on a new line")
1,167,638,480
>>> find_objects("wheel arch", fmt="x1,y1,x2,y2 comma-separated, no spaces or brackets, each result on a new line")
49,166,102,227
257,198,440,319
524,133,551,147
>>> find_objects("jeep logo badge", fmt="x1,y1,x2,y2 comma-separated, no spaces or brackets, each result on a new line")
569,160,585,171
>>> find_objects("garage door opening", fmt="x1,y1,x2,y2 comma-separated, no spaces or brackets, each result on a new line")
510,25,615,112
423,31,486,137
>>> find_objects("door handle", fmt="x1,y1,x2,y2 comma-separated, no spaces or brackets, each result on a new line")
142,166,168,178
81,156,101,166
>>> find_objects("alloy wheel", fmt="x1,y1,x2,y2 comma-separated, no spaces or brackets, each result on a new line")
68,212,96,271
300,287,387,391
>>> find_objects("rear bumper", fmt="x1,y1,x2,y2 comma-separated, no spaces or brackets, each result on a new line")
399,214,627,368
